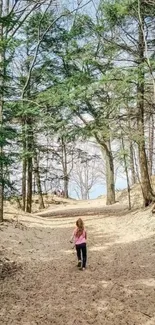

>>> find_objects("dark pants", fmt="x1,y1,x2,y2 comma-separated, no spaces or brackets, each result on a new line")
76,243,87,268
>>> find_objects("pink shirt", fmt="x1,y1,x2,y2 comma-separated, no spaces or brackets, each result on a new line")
73,228,87,245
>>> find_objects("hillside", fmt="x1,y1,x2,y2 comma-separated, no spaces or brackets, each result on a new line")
98,176,155,209
4,177,155,219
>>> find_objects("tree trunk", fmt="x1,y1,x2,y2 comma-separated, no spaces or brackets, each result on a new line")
64,175,69,198
137,5,154,206
33,152,45,209
61,137,69,198
22,156,27,211
121,134,131,210
101,140,115,205
129,140,136,185
22,118,27,211
128,114,136,185
148,114,154,176
33,175,36,194
0,0,4,222
26,118,33,213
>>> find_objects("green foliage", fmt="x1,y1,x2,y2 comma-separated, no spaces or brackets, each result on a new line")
101,0,130,26
0,0,154,204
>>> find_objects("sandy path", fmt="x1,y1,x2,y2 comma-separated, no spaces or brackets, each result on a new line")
34,199,128,218
0,208,155,325
36,205,129,218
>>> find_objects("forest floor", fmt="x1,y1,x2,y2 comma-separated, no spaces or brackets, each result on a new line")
0,200,155,325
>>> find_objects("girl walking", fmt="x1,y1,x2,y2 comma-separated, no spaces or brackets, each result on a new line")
70,218,87,270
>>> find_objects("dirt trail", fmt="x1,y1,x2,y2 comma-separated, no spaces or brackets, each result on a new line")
36,204,129,218
0,206,155,325
35,200,128,218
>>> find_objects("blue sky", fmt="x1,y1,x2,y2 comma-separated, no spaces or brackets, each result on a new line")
89,178,127,199
70,177,127,199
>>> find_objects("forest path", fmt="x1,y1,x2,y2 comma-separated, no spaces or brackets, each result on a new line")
35,199,128,218
0,207,155,325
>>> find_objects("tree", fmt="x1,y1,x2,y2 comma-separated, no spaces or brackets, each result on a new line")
1,0,155,216
33,150,45,209
97,0,155,206
136,0,154,205
45,133,77,198
11,1,92,212
71,149,103,199
0,0,3,222
38,15,117,204
0,0,59,220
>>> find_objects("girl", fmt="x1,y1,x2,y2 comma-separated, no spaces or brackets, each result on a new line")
70,218,87,270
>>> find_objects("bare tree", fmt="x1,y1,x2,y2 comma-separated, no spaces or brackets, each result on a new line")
71,151,104,200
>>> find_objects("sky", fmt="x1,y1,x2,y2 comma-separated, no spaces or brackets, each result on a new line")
70,177,127,199
90,178,127,199
61,0,100,17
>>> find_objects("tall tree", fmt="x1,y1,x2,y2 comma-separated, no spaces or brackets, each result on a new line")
97,0,155,206
0,0,4,222
39,16,117,204
0,0,58,219
136,0,153,205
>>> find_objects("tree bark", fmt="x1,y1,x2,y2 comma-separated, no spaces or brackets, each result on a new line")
33,152,45,209
127,112,136,185
129,140,136,185
148,114,154,176
26,117,33,213
0,0,4,222
64,175,69,198
61,137,69,198
101,140,115,205
121,133,131,210
137,3,154,206
22,118,27,211
24,44,33,213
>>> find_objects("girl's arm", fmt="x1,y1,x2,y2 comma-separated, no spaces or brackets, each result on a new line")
70,230,75,243
70,234,74,243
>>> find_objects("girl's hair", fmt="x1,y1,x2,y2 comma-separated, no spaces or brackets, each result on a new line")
76,218,84,238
